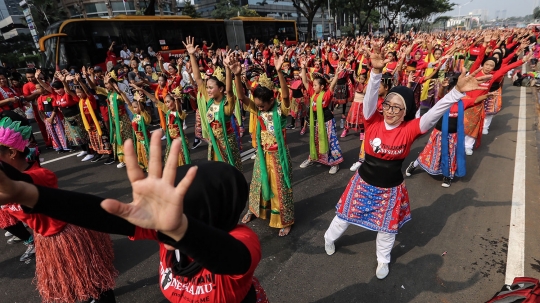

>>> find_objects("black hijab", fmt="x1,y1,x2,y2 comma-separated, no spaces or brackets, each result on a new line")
166,161,248,277
385,86,416,122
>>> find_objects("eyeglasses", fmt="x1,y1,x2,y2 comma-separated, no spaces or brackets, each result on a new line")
382,102,404,114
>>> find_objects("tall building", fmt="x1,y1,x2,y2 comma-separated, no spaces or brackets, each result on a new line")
61,0,176,18
470,9,488,22
0,0,21,18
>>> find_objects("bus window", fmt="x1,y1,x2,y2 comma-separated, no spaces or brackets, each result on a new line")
122,21,155,51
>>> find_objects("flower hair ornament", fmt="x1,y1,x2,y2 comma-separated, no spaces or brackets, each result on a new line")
212,66,226,83
0,117,32,152
172,86,183,98
108,70,118,82
258,73,274,90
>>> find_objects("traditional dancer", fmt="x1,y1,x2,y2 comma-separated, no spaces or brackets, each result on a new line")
298,57,344,174
231,50,295,236
34,80,70,153
0,132,269,303
185,36,242,171
129,92,151,171
0,116,117,303
323,46,491,280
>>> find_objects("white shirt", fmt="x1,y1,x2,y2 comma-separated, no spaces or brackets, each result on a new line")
120,49,132,65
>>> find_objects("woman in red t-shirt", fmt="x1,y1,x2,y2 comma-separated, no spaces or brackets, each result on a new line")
0,116,117,303
0,74,25,118
0,131,269,303
323,47,492,280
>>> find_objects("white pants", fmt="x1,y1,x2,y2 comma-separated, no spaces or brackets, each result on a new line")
483,115,494,131
465,135,476,150
324,216,396,264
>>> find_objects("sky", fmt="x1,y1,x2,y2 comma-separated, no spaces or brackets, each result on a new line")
445,0,537,19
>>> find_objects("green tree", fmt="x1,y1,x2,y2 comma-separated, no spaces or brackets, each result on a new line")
239,5,260,17
285,0,325,41
534,6,540,20
0,34,38,68
182,0,201,17
211,0,240,19
27,0,68,36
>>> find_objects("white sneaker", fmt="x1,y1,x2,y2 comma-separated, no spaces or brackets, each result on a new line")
376,262,389,279
299,159,314,168
77,151,87,157
482,129,489,135
325,242,335,255
5,231,12,237
251,153,256,160
161,135,167,141
349,161,361,171
117,162,126,168
81,154,94,162
465,148,473,156
329,165,339,174
183,122,187,130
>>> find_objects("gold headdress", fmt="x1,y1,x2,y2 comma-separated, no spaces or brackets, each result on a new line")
172,86,183,97
108,70,118,82
212,66,226,83
133,91,142,101
386,43,396,52
258,73,274,90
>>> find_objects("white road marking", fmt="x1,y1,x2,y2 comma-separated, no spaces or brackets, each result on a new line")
504,83,527,285
41,153,78,165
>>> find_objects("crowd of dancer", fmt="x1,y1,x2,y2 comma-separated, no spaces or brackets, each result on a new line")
0,26,536,302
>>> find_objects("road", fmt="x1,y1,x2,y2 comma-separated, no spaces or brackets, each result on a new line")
1,78,539,303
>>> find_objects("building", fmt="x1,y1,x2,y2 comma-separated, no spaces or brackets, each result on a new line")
0,15,29,39
0,0,21,19
470,9,488,22
60,0,176,18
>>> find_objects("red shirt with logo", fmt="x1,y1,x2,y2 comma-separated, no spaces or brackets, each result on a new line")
364,112,422,160
0,86,20,111
2,162,67,237
130,224,261,303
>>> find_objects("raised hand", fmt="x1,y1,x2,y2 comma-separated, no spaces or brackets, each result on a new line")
369,45,390,72
101,130,197,239
455,67,493,93
182,36,199,55
274,49,291,71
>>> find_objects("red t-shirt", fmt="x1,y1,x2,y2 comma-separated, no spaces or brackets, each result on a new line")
0,86,20,111
22,82,37,100
54,92,78,108
81,94,98,114
106,50,117,64
130,224,261,303
364,112,422,161
307,85,333,111
37,94,56,112
2,162,67,237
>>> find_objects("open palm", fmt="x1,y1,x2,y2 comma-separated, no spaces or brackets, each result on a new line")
101,131,197,239
455,67,493,93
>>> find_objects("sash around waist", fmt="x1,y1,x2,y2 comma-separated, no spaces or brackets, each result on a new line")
358,154,404,188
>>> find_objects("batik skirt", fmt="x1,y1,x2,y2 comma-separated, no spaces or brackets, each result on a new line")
249,148,294,228
333,83,349,104
63,114,89,147
417,129,458,178
35,224,117,303
309,119,344,166
484,87,503,115
111,114,134,163
290,96,307,120
164,137,190,167
464,103,484,139
335,173,411,234
44,112,68,151
86,117,112,155
208,124,243,172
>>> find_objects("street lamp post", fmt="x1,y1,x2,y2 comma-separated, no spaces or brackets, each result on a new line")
457,0,473,24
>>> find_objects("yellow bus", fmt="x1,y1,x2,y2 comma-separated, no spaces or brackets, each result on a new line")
39,15,298,70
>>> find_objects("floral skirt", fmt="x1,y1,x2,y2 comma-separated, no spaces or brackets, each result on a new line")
309,119,344,166
249,148,294,228
484,87,503,115
63,114,89,147
464,103,484,139
44,112,68,151
417,129,458,178
335,173,411,234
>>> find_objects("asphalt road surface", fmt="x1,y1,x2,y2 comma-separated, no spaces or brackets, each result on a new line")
1,78,540,303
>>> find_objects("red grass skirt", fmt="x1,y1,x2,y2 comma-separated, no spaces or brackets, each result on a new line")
0,209,19,229
35,224,117,303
